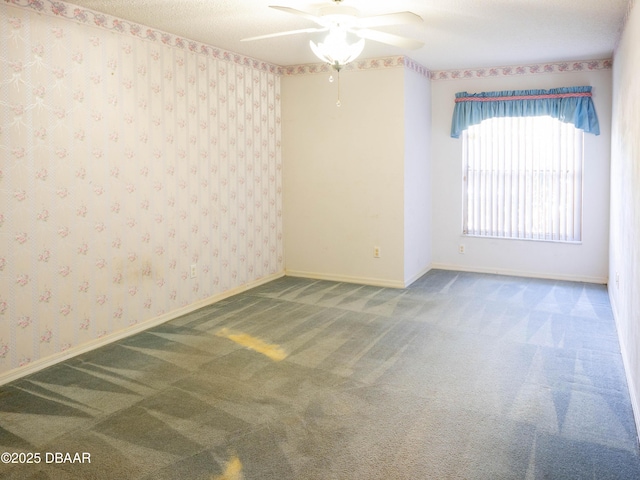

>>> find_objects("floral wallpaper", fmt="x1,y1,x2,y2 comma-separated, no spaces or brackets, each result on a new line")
0,2,283,379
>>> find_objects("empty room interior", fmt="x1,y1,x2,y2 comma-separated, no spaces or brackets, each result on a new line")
1,0,640,478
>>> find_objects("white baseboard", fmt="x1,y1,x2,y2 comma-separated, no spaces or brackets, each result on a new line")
430,263,608,284
608,287,640,446
0,271,285,386
404,264,433,287
285,269,406,289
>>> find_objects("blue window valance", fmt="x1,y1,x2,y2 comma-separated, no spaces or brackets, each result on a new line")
450,86,600,138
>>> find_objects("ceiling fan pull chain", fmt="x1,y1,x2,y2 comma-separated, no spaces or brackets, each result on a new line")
336,70,341,107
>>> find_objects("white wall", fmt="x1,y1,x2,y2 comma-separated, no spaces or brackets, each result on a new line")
404,67,432,285
610,0,640,434
431,70,612,283
282,68,407,287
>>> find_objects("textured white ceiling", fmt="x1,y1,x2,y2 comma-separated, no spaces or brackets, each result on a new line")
64,0,629,70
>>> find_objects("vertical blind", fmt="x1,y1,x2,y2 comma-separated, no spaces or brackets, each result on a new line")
462,116,584,242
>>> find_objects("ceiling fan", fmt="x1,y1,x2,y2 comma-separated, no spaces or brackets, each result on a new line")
241,0,424,70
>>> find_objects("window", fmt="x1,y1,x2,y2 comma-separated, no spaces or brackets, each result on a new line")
462,116,584,242
451,86,599,243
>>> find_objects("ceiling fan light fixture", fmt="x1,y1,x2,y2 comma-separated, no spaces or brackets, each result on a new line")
309,27,365,71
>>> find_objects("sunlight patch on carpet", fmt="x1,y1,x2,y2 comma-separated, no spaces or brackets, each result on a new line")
216,328,287,361
212,454,243,480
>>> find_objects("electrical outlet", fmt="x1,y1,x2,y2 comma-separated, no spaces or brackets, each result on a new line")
458,244,465,254
190,264,197,278
373,246,381,258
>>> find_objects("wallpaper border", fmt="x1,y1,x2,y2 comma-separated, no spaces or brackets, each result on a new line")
284,57,612,80
430,58,613,81
281,56,431,79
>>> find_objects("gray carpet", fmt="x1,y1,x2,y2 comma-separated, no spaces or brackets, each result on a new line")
1,270,639,479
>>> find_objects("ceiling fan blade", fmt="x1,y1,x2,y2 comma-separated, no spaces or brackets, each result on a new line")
241,27,328,42
355,12,423,29
354,29,424,49
269,5,323,25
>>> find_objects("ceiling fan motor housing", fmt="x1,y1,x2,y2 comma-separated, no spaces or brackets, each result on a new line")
317,5,360,28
